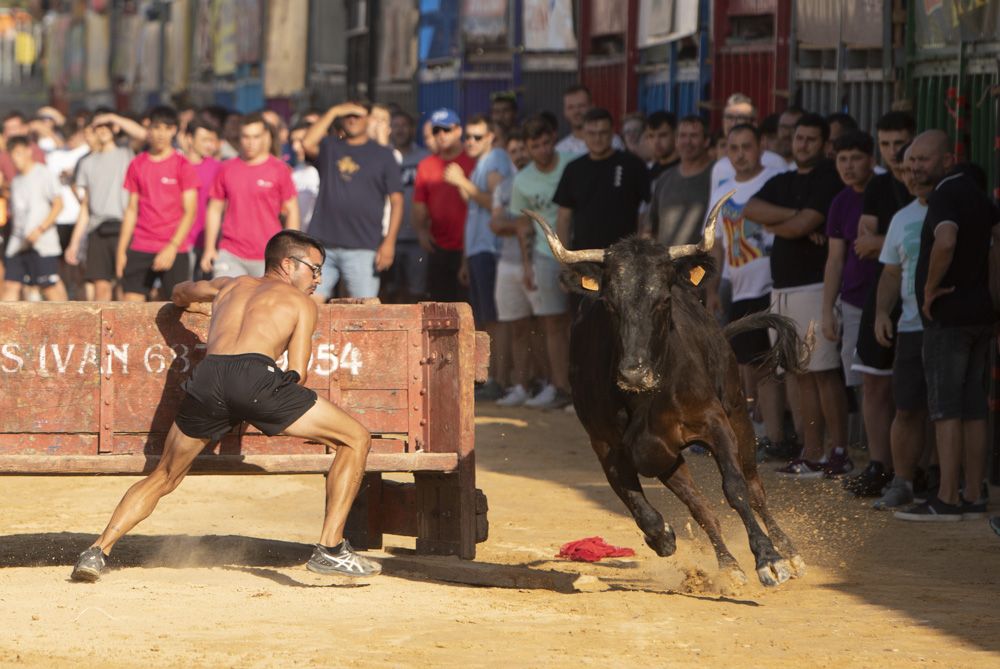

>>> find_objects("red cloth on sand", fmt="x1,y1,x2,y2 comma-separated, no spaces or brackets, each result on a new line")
557,536,636,562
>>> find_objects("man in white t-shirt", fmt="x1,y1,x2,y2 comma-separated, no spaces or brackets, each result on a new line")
704,123,788,457
710,93,788,190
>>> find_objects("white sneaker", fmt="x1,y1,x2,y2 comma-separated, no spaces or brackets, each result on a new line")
524,383,557,408
496,384,529,407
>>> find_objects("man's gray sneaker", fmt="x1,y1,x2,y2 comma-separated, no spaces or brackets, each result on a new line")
872,477,913,511
306,539,382,576
71,547,108,582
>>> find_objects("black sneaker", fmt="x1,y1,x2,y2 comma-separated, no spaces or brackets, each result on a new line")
842,461,893,497
306,539,382,576
961,498,988,520
893,496,962,522
990,516,1000,537
71,547,108,582
762,439,801,461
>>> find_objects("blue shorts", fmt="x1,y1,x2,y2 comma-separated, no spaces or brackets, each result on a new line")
4,250,60,287
467,252,498,326
318,248,380,299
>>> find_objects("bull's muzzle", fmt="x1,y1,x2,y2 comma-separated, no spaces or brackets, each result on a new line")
617,363,660,393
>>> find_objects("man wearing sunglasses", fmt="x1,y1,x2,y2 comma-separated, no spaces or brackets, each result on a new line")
72,229,381,581
302,101,403,301
413,108,477,302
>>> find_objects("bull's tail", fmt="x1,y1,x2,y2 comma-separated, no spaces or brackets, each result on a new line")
722,312,813,376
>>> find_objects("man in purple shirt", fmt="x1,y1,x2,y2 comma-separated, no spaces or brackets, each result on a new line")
821,130,882,478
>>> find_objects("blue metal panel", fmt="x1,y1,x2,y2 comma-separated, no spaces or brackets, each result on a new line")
635,0,711,117
462,76,514,117
419,0,461,63
214,86,236,111
418,77,460,118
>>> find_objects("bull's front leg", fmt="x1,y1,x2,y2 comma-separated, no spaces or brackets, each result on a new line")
706,421,792,587
590,439,676,557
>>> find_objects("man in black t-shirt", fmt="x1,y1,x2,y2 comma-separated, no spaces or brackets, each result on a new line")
895,130,998,522
553,107,650,251
845,111,915,499
744,113,847,479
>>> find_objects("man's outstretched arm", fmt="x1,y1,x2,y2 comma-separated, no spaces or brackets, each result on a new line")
171,277,234,309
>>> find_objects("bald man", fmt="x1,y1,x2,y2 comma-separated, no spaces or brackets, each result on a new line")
894,130,998,522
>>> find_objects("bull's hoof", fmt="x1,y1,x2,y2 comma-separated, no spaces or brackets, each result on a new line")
719,566,748,595
788,554,807,578
643,524,676,557
755,558,792,587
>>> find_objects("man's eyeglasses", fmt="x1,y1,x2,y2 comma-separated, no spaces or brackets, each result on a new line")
289,256,322,279
432,126,455,135
464,133,485,142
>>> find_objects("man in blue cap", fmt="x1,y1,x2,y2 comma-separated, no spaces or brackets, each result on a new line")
412,108,476,302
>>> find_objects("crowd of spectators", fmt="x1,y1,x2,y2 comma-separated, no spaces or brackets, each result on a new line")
0,87,996,529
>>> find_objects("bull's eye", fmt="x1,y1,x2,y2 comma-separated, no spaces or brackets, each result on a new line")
581,276,600,291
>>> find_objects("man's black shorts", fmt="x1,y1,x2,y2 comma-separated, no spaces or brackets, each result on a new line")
85,220,121,282
176,353,318,441
121,248,190,298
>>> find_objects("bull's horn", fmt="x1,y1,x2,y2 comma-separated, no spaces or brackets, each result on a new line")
522,209,605,264
666,189,737,259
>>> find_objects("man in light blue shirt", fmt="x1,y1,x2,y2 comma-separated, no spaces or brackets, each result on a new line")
872,149,931,511
445,115,514,399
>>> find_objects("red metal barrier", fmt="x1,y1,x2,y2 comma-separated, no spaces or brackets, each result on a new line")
711,0,792,130
0,301,490,558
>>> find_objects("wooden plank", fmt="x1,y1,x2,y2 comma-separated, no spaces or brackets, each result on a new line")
0,433,97,455
0,452,459,475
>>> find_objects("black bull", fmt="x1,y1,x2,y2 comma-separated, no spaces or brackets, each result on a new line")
525,196,808,588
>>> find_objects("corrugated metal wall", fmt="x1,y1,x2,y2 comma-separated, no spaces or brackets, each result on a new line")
711,0,792,130
520,54,576,134
797,48,895,131
417,63,460,118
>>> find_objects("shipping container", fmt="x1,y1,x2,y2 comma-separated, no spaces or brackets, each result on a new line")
306,0,348,109
636,0,710,117
521,53,577,135
578,0,639,124
417,61,461,117
711,0,792,131
906,2,1000,198
792,1,903,133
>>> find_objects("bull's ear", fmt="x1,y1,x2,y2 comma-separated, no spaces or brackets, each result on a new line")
672,252,716,288
559,263,603,294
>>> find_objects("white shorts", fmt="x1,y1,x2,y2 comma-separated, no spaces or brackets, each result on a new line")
494,256,568,321
771,286,841,373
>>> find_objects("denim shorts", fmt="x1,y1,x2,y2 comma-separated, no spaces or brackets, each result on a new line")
318,247,379,299
922,325,992,421
467,251,498,325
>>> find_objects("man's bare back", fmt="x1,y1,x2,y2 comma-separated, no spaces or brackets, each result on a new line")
205,276,316,363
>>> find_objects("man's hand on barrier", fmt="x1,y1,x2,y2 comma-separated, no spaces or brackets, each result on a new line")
184,302,213,317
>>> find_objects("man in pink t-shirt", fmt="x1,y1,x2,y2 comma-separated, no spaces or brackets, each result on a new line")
201,112,299,278
117,106,198,301
183,119,222,280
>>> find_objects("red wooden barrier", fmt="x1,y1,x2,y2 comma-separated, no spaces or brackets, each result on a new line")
0,301,490,559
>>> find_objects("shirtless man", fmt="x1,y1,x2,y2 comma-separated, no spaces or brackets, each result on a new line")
71,230,379,581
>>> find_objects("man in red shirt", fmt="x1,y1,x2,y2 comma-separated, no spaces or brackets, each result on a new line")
201,112,299,278
116,106,198,301
413,108,475,302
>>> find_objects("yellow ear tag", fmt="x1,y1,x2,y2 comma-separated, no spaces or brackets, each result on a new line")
581,276,600,291
688,266,706,286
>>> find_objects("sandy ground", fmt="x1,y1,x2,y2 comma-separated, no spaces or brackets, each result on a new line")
2,406,999,668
